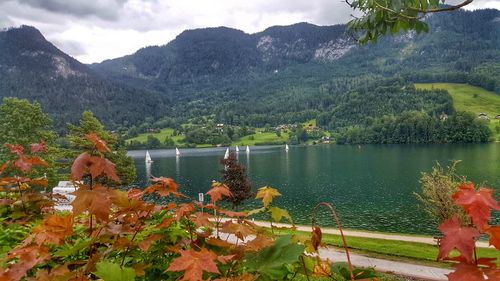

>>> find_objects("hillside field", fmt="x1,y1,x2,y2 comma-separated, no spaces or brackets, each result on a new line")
415,83,500,140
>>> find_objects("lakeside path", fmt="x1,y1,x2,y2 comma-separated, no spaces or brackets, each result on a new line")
249,220,491,248
319,247,452,281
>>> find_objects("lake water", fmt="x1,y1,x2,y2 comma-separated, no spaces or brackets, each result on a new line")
128,144,500,235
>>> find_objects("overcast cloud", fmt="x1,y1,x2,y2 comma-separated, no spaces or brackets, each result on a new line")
1,0,498,63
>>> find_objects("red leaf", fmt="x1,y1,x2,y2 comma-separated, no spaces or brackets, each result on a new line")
4,144,24,156
151,176,178,191
30,140,47,154
85,133,111,153
221,220,254,241
453,183,500,230
139,234,163,252
0,245,49,281
190,212,214,228
71,184,111,222
218,209,247,218
70,153,120,182
244,235,274,251
175,203,195,220
486,226,500,250
312,226,322,251
448,263,486,281
206,182,232,203
167,248,220,281
71,153,92,180
438,216,480,263
33,214,74,245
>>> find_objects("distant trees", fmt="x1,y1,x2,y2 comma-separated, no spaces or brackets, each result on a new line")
220,153,253,209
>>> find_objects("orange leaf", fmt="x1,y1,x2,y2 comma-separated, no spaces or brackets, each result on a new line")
85,133,111,153
175,203,195,220
190,212,214,228
151,176,178,191
206,182,232,203
311,226,322,252
71,153,92,180
453,183,500,230
486,226,500,250
0,245,49,281
71,184,111,222
206,237,233,248
4,144,24,156
217,255,235,264
139,234,163,252
30,140,47,154
218,209,247,218
167,248,220,281
438,216,480,263
33,214,74,245
221,220,254,241
244,235,273,251
88,156,120,183
448,263,486,281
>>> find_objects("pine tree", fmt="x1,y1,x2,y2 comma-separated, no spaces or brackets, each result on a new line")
220,153,252,209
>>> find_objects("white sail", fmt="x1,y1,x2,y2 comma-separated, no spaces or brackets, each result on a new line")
235,146,239,152
246,145,250,153
145,150,152,163
285,144,289,151
224,148,230,159
175,148,180,156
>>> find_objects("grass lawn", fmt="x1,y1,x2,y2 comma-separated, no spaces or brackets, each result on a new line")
415,83,500,140
126,128,184,145
233,131,289,146
272,228,500,268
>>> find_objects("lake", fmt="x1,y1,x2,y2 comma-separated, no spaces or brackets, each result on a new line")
128,144,500,235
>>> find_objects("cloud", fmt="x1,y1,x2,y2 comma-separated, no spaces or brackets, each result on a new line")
0,0,498,63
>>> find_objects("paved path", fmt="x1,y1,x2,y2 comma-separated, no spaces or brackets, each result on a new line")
248,220,491,248
318,247,451,281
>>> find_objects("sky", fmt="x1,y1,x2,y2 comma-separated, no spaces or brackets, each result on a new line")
0,0,498,64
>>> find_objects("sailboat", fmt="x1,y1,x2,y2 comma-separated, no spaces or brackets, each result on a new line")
246,145,250,153
285,144,289,151
175,148,181,156
145,150,153,163
235,146,239,152
224,148,230,159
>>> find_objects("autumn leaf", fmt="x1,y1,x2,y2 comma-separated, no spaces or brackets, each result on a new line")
33,214,74,245
4,144,24,156
139,234,163,252
206,182,232,203
13,156,47,173
88,156,120,182
85,133,111,153
255,186,281,208
269,207,292,223
151,176,178,191
71,184,111,222
313,259,331,277
0,245,50,281
0,162,8,175
244,235,274,252
438,216,480,263
222,220,254,241
218,209,247,218
30,140,47,154
190,212,214,228
71,152,92,180
448,263,486,281
167,248,220,281
206,237,234,248
486,226,500,250
175,203,195,220
311,226,322,252
453,183,500,230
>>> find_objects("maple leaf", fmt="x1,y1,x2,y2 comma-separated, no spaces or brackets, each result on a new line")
71,184,111,222
206,237,234,248
448,263,486,281
0,245,50,281
190,212,214,228
269,207,292,223
486,226,500,250
0,162,9,175
175,203,195,220
206,183,232,203
4,144,24,156
85,133,111,153
13,156,47,173
88,156,120,182
167,248,220,281
71,152,92,180
139,234,163,252
313,260,331,277
438,216,480,263
33,214,74,245
151,176,178,191
218,209,247,218
255,186,281,208
28,177,48,187
311,226,322,252
453,183,500,230
30,140,47,154
244,235,274,252
221,220,254,241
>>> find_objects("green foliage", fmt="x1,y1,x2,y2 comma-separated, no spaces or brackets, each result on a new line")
244,235,305,280
94,261,135,281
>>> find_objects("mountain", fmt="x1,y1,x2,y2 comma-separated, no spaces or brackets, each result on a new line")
0,25,169,131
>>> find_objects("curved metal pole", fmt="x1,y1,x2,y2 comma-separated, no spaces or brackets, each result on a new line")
312,202,354,281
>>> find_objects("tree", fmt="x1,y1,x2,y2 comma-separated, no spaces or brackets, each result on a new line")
66,111,136,186
0,97,56,153
220,153,253,209
346,0,474,43
414,161,468,225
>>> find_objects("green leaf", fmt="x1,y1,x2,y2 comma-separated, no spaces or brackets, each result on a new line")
53,238,91,258
244,235,305,280
94,261,135,281
269,207,292,224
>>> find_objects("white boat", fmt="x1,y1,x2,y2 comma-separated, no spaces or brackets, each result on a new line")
285,144,289,151
235,146,239,152
145,150,153,163
224,148,230,159
175,148,181,156
246,145,250,153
